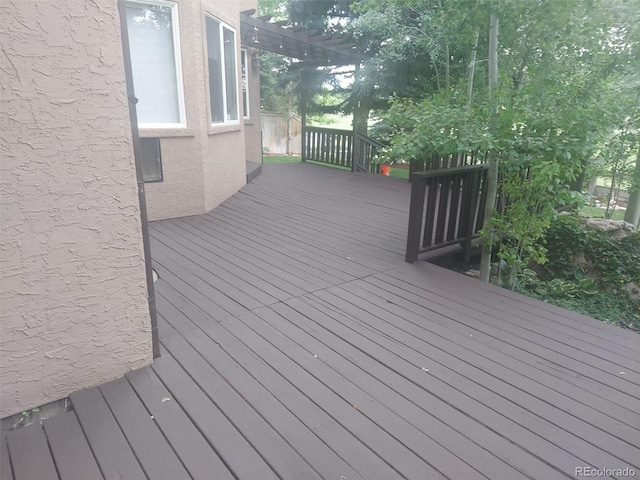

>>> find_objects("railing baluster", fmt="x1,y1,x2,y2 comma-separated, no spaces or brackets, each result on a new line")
406,174,427,263
406,164,489,263
447,173,462,241
301,127,386,171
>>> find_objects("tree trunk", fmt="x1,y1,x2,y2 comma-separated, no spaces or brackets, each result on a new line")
351,64,371,172
606,165,617,219
466,31,480,111
479,13,499,283
624,146,640,226
571,159,589,192
445,43,450,94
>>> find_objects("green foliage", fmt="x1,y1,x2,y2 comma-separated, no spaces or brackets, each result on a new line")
543,215,587,277
502,213,640,328
536,273,598,299
260,52,299,114
486,160,584,288
544,215,640,289
584,228,640,289
579,206,626,221
11,408,41,430
371,0,638,287
519,286,640,330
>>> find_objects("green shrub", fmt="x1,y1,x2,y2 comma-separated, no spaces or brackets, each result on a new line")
520,214,640,330
542,215,587,278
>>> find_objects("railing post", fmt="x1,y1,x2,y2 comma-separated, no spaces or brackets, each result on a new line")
351,126,360,172
300,71,307,162
405,175,426,263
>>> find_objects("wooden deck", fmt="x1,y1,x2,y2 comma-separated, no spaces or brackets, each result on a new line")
2,162,639,480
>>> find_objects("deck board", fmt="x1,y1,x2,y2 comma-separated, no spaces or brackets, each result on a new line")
309,284,640,461
247,305,513,480
0,435,11,480
98,377,191,480
7,163,640,480
276,296,590,479
6,424,58,480
157,319,324,480
360,276,640,416
43,412,103,480
151,320,281,480
385,264,640,362
156,288,395,480
70,387,146,480
125,368,234,480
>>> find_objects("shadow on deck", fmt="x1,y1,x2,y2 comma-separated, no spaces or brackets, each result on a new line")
3,163,640,480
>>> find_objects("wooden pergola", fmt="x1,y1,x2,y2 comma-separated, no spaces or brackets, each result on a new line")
240,10,371,172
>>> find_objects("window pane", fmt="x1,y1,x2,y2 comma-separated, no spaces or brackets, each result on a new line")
126,3,180,125
140,138,163,182
223,27,238,121
206,17,224,123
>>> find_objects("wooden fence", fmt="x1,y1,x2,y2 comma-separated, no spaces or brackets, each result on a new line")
405,164,489,263
261,113,301,155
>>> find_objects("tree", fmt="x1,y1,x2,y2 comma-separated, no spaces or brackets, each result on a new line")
625,147,640,226
371,0,638,285
479,11,498,283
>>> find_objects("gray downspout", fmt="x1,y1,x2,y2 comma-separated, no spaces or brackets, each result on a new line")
117,0,160,358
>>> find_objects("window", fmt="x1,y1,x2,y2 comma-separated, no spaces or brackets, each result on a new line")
206,16,239,124
241,49,250,118
125,1,185,128
140,138,163,182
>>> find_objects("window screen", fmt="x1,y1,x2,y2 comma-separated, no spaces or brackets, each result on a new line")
126,2,182,126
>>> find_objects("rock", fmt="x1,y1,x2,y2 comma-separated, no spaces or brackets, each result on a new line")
626,282,640,303
583,218,637,239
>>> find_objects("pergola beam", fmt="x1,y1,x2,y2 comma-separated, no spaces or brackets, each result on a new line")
240,12,360,67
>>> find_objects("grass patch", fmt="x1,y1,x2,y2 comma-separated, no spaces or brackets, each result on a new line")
579,205,626,221
388,166,410,179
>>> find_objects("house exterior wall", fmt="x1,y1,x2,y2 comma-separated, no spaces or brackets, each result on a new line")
244,47,264,164
0,0,152,418
139,0,256,221
201,0,247,212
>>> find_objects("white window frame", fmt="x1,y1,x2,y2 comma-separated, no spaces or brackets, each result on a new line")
241,48,250,119
127,0,187,129
205,14,240,125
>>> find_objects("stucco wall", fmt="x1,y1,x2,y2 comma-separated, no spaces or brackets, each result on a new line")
141,0,253,221
0,0,152,418
244,46,263,164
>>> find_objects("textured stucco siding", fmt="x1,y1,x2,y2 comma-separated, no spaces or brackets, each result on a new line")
144,135,206,221
0,0,152,417
244,46,263,164
141,0,253,221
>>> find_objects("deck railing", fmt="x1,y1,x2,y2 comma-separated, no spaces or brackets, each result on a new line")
405,164,489,263
303,126,386,172
303,127,353,168
410,150,487,176
355,132,386,173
